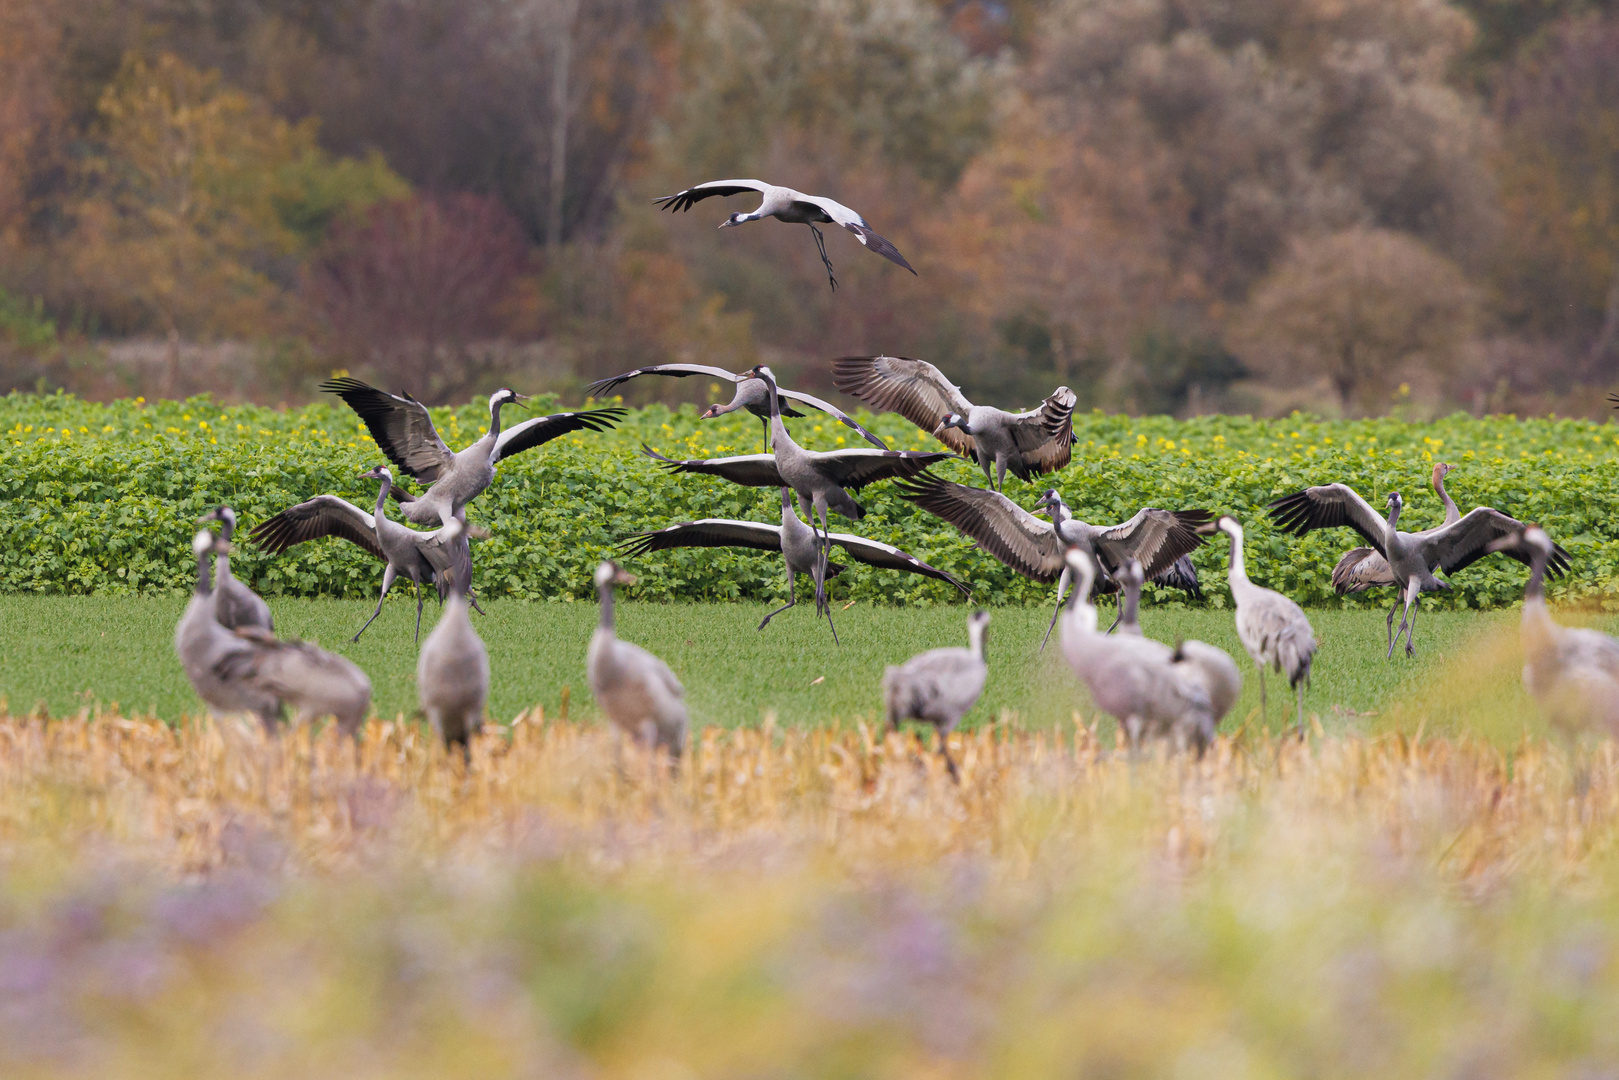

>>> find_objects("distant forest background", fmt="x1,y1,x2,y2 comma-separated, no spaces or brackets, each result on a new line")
2,0,1618,418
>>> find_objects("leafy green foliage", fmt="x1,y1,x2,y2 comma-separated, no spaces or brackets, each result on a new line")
2,392,1617,609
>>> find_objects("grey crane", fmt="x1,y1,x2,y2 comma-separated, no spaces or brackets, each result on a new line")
224,625,373,741
1058,548,1215,754
321,377,625,527
587,560,689,760
417,523,489,761
891,472,1208,647
655,179,915,290
618,486,969,644
1269,483,1570,658
176,530,372,739
832,355,1077,491
883,609,991,782
1115,558,1242,727
586,364,887,449
251,466,478,643
1490,525,1619,734
175,529,282,733
1213,516,1317,733
197,506,273,632
1330,462,1461,592
643,364,952,594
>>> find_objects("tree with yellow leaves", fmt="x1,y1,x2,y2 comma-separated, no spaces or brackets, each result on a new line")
67,52,406,341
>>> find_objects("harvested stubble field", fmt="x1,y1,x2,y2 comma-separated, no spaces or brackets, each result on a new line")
1,714,1617,1076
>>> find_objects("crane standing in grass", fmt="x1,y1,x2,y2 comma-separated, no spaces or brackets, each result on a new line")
587,561,689,761
1115,558,1243,728
197,506,272,632
1213,517,1317,734
883,609,991,782
417,522,489,761
177,529,372,740
176,529,283,733
1059,548,1215,754
1491,525,1619,735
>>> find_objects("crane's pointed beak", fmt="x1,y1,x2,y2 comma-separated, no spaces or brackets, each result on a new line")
615,570,638,586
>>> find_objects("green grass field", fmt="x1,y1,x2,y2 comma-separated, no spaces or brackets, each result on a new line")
7,594,1611,739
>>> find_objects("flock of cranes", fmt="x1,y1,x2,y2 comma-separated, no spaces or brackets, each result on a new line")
169,175,1618,771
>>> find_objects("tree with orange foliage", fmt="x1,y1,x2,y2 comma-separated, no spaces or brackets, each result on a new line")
1230,228,1480,414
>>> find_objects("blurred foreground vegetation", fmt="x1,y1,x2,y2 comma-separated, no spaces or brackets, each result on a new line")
0,713,1616,1077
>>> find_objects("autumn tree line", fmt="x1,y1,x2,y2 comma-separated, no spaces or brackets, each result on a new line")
0,0,1615,417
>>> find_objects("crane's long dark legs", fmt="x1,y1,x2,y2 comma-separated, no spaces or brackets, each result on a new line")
1257,667,1268,722
938,730,959,783
1385,598,1401,655
1390,580,1417,659
353,566,396,641
758,566,796,629
808,223,838,290
816,504,832,617
414,577,424,644
1040,566,1072,651
1405,593,1420,657
1295,679,1307,739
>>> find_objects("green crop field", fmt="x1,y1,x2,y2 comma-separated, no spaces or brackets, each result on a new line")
3,391,1617,609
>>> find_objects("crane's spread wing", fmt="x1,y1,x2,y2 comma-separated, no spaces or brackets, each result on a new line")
775,387,889,449
1267,483,1389,553
617,519,785,558
1152,554,1202,599
1005,386,1079,477
1331,547,1395,593
824,532,970,595
839,222,916,274
585,364,741,398
653,180,770,213
320,377,454,482
1093,508,1210,582
641,444,785,487
249,495,385,561
892,472,1063,582
831,355,976,457
1430,508,1573,578
811,448,953,490
493,407,625,463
